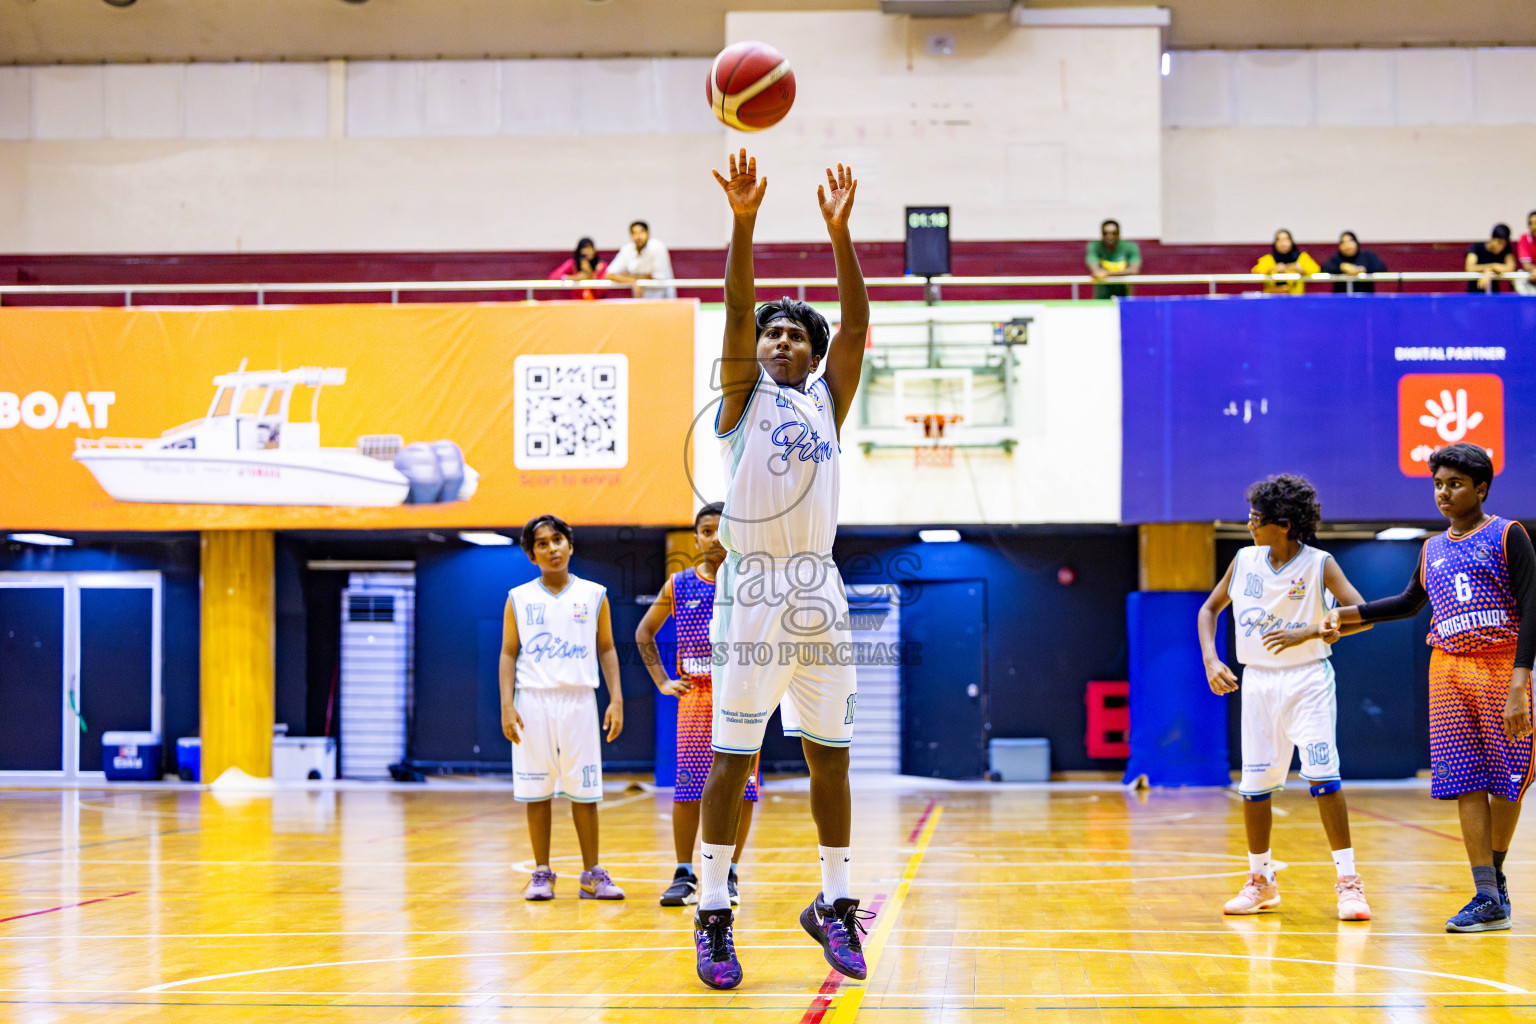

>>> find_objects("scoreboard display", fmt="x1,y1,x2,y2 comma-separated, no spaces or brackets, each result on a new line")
905,206,951,277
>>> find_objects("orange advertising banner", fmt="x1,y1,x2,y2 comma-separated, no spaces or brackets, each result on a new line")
0,302,695,530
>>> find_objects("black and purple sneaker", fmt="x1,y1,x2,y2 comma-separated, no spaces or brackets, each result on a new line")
693,908,743,990
800,893,875,980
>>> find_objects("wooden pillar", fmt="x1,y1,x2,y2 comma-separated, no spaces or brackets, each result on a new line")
665,529,700,578
200,530,275,781
1138,523,1216,592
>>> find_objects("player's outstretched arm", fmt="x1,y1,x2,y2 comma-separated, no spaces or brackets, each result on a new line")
635,576,690,696
1262,557,1375,654
1334,545,1431,630
713,148,768,436
596,596,625,741
498,597,524,744
1321,558,1373,638
817,163,868,432
1198,560,1239,695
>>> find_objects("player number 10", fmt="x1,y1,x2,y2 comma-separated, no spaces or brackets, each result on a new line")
1454,572,1473,602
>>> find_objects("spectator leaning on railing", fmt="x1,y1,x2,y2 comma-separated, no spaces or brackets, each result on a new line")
1252,229,1320,296
1085,219,1141,299
1516,211,1536,296
1466,224,1517,295
548,237,608,300
1319,231,1387,294
605,220,676,299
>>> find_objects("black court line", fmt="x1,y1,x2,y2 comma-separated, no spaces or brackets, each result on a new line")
0,826,199,861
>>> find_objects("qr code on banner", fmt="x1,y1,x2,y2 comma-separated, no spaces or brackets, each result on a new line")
513,354,628,470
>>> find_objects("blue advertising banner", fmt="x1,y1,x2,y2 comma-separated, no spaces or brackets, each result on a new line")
1121,295,1536,522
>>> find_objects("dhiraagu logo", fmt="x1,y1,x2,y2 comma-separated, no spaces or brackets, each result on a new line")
1398,374,1503,477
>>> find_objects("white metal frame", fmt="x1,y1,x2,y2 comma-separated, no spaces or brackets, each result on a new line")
0,571,163,780
893,367,975,428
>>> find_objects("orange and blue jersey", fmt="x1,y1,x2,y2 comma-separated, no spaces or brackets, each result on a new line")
672,566,717,684
671,567,759,803
1420,517,1533,800
1422,516,1522,654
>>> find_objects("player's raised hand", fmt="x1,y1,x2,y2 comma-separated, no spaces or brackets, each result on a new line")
713,148,767,218
1205,659,1239,695
817,163,857,229
603,699,625,742
502,704,524,745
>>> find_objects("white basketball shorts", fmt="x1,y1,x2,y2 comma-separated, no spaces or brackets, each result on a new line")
1239,660,1341,796
710,552,858,754
512,685,603,802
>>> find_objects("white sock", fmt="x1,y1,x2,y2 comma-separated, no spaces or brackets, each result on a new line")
698,843,734,911
1248,850,1274,881
1332,847,1356,878
819,845,852,902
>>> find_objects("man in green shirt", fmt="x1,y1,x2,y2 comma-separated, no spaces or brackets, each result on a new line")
1086,219,1142,299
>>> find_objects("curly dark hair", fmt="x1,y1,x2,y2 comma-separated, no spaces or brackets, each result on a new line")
1245,474,1321,543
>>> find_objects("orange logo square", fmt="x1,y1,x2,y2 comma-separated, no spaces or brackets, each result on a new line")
1398,374,1504,477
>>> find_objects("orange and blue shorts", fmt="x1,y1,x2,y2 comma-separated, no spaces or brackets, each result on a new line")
676,678,760,803
1429,646,1535,802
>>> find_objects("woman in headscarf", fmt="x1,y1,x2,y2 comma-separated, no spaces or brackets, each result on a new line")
1319,231,1388,294
547,237,609,300
1252,229,1320,295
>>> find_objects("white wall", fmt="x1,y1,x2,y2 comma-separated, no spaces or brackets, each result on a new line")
724,12,1164,244
1161,48,1536,243
2,39,1534,252
691,302,1122,526
0,58,728,254
0,12,1164,254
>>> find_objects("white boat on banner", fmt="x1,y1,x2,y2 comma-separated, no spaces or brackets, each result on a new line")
73,363,479,507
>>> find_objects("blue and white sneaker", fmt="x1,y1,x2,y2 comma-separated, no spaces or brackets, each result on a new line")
1498,872,1512,918
1446,893,1511,933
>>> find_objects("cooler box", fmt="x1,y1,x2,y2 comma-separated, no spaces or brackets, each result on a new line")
103,731,162,781
272,736,338,781
989,737,1050,782
176,737,201,782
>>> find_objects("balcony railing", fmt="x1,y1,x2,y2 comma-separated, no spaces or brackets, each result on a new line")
0,271,1528,306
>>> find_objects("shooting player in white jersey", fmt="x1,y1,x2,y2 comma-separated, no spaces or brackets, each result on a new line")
499,514,626,901
689,149,870,991
1197,474,1375,920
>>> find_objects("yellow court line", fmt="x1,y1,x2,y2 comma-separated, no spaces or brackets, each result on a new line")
825,805,943,1024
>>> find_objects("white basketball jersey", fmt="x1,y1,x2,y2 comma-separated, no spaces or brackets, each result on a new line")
1228,544,1336,668
717,370,840,558
507,574,606,689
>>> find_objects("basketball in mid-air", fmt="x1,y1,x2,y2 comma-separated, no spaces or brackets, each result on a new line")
707,41,796,132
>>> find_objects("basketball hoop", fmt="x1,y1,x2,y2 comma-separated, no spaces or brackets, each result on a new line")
906,413,960,468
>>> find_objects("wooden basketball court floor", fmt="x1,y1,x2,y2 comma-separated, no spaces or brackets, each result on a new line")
0,777,1531,1022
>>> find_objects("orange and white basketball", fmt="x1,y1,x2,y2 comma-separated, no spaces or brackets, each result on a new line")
706,41,796,132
